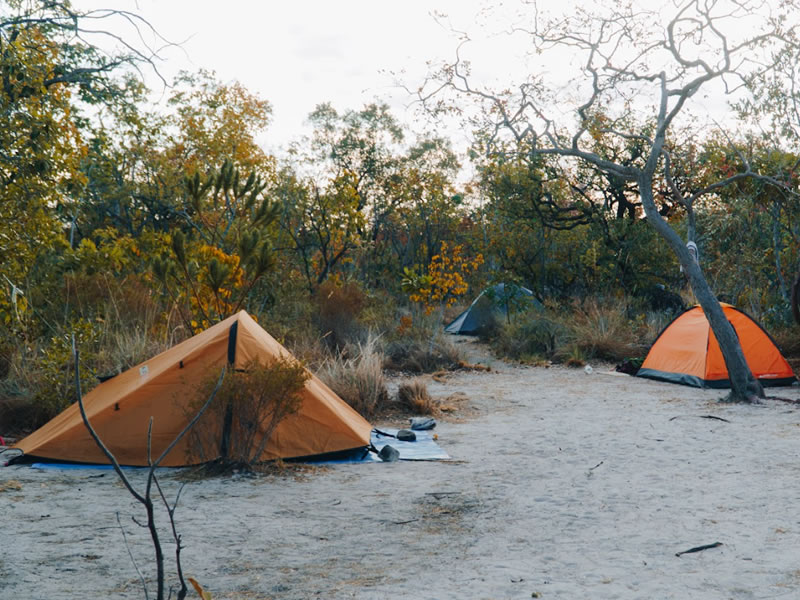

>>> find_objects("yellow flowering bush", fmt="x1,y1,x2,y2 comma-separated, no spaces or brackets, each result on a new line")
403,242,483,315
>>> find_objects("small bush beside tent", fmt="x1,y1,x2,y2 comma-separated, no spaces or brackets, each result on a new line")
636,304,797,388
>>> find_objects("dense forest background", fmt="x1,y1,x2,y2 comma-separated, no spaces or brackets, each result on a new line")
2,1,799,432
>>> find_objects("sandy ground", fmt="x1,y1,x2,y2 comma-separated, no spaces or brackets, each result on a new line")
3,337,800,600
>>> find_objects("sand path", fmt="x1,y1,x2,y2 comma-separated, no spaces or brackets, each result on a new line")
3,338,800,599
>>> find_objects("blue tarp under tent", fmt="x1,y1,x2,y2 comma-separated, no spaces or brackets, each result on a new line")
17,428,449,469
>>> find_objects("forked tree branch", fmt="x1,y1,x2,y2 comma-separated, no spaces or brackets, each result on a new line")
116,511,150,600
73,335,225,600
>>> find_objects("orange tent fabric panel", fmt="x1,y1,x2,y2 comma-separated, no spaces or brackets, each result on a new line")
721,309,794,382
14,312,372,466
638,307,711,380
638,304,796,388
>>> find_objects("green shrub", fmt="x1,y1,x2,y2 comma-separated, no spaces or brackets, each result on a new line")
359,288,402,334
491,314,568,361
187,357,309,468
315,279,367,351
383,311,464,373
0,390,38,437
31,319,103,423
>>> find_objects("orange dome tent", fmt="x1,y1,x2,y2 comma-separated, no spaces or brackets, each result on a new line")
12,311,372,466
637,304,797,388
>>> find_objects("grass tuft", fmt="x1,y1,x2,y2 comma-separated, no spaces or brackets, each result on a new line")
397,378,437,415
564,299,642,362
317,333,390,417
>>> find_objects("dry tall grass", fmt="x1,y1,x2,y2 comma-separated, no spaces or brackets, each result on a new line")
384,334,464,373
317,333,389,417
491,315,567,361
379,310,463,373
397,378,437,415
0,280,184,433
490,299,656,363
566,300,643,361
772,324,800,358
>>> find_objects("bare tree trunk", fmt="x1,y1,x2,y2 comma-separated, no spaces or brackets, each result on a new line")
639,178,764,401
792,268,800,326
771,203,790,304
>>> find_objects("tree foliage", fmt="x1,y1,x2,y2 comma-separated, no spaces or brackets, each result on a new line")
152,161,278,331
0,0,166,332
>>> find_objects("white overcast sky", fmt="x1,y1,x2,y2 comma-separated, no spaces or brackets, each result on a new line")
87,0,505,154
71,0,785,159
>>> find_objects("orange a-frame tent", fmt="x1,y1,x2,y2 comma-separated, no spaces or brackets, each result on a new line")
637,304,797,388
13,311,372,466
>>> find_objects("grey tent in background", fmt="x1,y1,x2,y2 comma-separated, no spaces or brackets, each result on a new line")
445,283,541,335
